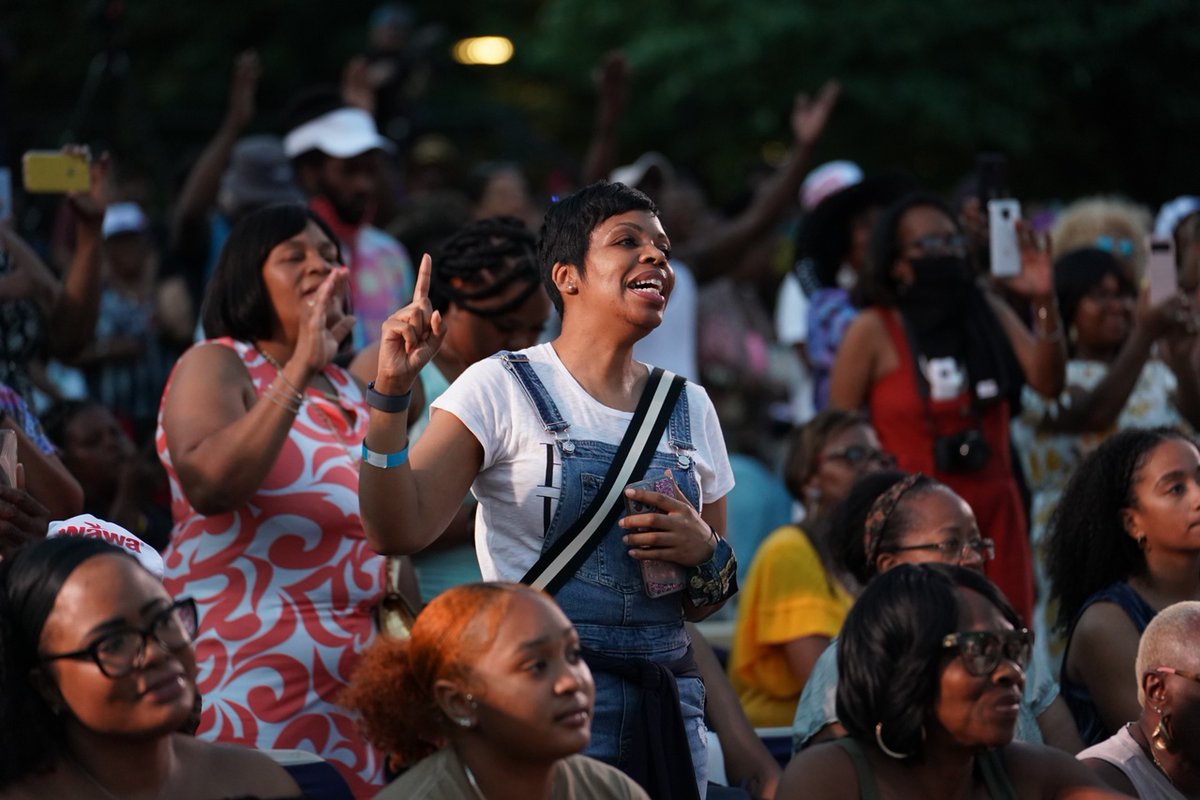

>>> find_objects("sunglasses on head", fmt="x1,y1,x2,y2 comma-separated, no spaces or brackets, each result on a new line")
941,628,1033,677
1095,235,1135,258
821,445,895,469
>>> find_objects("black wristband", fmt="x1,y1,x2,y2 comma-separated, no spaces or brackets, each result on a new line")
366,381,412,413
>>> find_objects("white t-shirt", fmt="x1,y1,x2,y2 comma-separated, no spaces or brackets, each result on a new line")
774,271,814,424
432,342,735,581
633,259,699,381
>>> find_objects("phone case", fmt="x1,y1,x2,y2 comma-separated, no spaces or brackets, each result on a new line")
987,199,1022,279
1147,236,1178,306
22,151,90,194
625,474,687,598
0,429,16,489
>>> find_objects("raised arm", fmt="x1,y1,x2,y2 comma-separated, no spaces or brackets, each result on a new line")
170,51,260,268
162,270,353,515
47,149,107,358
580,51,629,186
359,254,483,554
988,221,1066,399
1045,290,1184,434
675,81,840,282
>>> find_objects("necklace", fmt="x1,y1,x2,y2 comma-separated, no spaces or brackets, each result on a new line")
462,761,487,800
256,344,356,458
255,345,340,406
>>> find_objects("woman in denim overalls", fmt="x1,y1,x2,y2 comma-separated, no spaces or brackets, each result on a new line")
359,182,737,799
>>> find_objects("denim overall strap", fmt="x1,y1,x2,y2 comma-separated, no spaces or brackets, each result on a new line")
667,388,694,465
518,367,687,594
498,351,570,435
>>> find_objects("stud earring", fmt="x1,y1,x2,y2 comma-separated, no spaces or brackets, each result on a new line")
566,283,577,294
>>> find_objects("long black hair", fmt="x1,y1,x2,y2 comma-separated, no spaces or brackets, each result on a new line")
0,537,135,787
1046,427,1193,631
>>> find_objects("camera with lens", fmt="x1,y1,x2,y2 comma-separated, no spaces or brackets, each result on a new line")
933,429,991,474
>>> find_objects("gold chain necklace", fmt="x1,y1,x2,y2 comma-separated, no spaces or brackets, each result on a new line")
1129,723,1178,788
255,345,355,457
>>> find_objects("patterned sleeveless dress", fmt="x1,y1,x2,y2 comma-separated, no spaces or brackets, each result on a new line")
157,337,386,797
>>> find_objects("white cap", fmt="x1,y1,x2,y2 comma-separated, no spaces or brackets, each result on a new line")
47,514,164,579
283,107,395,159
101,202,149,239
610,152,673,190
1154,196,1200,238
800,160,863,212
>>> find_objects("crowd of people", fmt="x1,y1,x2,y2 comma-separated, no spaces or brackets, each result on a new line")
3,9,1200,799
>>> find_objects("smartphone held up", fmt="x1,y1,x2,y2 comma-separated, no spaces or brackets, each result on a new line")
988,199,1022,279
22,150,91,194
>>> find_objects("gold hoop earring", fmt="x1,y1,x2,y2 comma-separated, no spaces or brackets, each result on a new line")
874,722,914,760
1152,714,1176,752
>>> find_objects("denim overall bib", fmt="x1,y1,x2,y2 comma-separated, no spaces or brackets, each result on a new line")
500,353,709,796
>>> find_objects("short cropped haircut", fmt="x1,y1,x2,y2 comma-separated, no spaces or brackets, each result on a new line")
836,563,1021,761
536,180,658,316
1135,601,1200,705
201,203,342,342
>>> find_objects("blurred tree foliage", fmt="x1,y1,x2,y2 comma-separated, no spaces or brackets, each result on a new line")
2,0,1197,217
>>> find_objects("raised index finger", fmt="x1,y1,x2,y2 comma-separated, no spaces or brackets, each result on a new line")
412,253,433,304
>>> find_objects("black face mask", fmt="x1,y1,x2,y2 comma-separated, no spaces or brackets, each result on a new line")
897,255,974,332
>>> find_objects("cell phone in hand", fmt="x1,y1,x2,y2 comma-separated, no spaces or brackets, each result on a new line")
22,151,90,194
1147,236,1178,306
0,429,16,488
624,473,686,598
987,199,1022,279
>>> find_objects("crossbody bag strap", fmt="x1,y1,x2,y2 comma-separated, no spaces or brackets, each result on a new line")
521,367,687,595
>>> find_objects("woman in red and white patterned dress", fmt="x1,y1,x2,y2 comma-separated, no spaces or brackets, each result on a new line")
157,204,412,797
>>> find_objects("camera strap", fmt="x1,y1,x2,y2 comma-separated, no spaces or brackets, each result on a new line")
898,315,986,440
519,366,687,595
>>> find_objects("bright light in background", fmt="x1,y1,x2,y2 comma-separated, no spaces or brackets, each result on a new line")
453,36,514,66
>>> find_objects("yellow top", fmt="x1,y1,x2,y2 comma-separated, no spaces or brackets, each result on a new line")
727,524,853,727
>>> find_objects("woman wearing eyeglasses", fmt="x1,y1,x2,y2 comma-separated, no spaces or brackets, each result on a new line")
727,410,893,726
791,470,1082,754
778,564,1123,800
829,192,1066,626
0,535,299,799
1080,600,1200,798
1047,428,1200,747
1011,248,1200,671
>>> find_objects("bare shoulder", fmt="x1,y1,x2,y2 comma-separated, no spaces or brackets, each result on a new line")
1002,742,1130,798
776,740,858,800
1070,601,1141,660
167,341,253,397
174,735,300,798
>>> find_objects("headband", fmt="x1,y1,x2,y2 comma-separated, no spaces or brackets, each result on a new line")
863,473,924,566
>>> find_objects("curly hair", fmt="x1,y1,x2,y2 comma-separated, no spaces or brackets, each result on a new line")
0,537,136,788
836,563,1022,761
427,216,541,317
537,180,658,316
342,582,549,770
827,470,944,586
1045,427,1192,631
1050,196,1152,278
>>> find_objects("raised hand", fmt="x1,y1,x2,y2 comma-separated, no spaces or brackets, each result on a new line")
293,267,356,375
226,50,261,132
791,79,842,150
375,253,446,394
1002,219,1054,298
619,470,717,568
64,146,109,226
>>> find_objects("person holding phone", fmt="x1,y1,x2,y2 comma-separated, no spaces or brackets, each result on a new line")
828,191,1066,625
359,181,736,799
1011,246,1200,668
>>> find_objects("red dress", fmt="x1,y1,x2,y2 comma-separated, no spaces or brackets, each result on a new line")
869,311,1034,623
158,338,386,798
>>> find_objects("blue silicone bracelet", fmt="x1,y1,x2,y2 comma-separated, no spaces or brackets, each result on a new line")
361,442,410,468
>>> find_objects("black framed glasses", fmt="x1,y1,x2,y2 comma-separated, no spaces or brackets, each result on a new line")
884,537,995,563
903,233,968,257
1157,666,1200,685
41,598,198,679
942,628,1033,676
821,445,896,469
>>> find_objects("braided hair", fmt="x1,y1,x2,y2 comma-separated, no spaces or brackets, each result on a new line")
428,216,540,317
